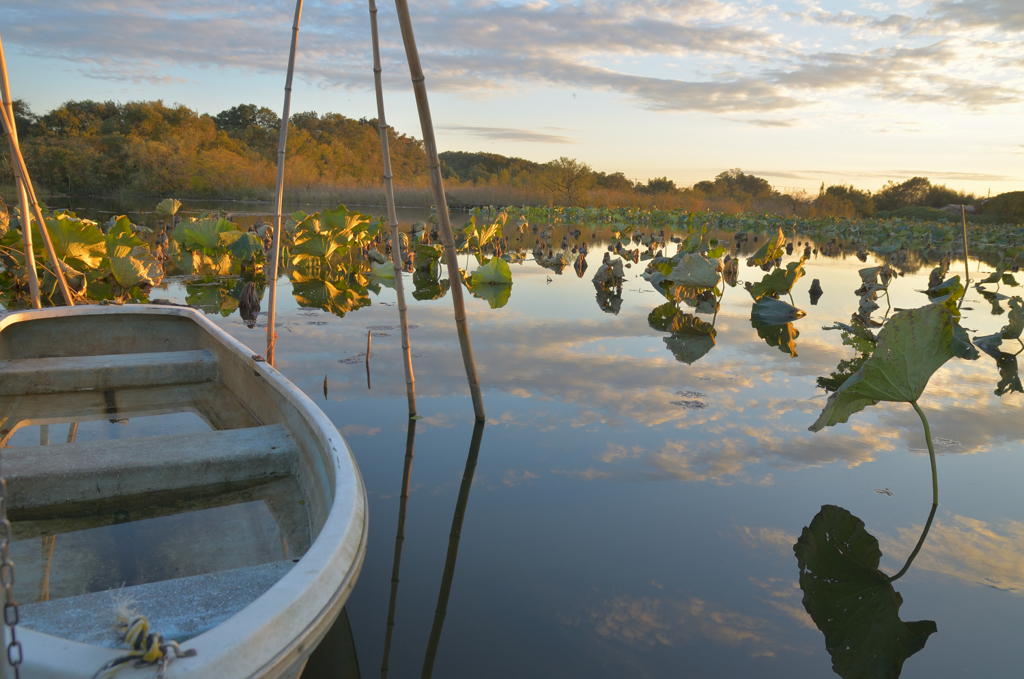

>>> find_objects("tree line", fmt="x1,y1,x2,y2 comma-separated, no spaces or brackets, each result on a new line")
1,99,1018,223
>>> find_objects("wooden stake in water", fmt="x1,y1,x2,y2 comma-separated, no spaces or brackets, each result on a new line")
265,0,304,366
393,0,485,421
369,0,418,418
0,37,39,308
366,329,372,390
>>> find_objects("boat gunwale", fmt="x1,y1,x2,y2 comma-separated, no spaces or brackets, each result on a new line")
0,304,367,678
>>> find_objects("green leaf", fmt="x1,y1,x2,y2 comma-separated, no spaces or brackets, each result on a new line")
751,297,806,325
469,282,512,309
810,305,978,431
748,257,805,300
40,215,106,271
972,296,1023,359
173,217,238,254
105,216,144,259
754,322,800,357
648,303,716,365
745,227,786,267
110,246,163,289
155,198,182,217
471,257,513,286
371,261,395,279
220,231,264,262
291,271,371,318
794,505,936,679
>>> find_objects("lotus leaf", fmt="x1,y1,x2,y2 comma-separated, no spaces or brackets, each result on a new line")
469,282,512,309
747,258,805,301
810,305,978,431
291,271,371,319
795,505,936,679
174,218,238,254
412,270,450,301
220,231,263,262
155,198,181,217
40,215,106,271
471,257,513,286
110,246,163,289
106,217,144,258
371,261,395,279
754,321,800,357
750,297,805,325
973,296,1023,359
746,227,786,267
648,303,717,364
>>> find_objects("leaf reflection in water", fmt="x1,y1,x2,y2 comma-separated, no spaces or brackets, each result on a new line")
794,505,938,679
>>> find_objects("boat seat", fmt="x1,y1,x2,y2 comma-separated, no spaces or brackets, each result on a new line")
17,560,296,646
0,350,217,397
4,424,297,511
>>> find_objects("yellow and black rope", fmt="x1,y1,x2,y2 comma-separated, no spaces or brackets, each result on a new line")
92,612,196,679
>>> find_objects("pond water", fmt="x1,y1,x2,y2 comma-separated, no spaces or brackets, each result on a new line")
8,200,1024,677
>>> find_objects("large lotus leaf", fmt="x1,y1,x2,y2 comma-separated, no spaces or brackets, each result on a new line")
111,246,163,289
173,218,238,253
471,257,513,286
751,297,806,325
220,231,264,262
106,216,144,258
810,305,978,431
291,275,370,318
192,251,234,277
746,227,786,267
412,270,450,300
415,242,444,269
748,258,805,300
795,505,936,679
470,282,512,309
40,215,106,271
155,198,181,217
754,321,800,357
649,304,717,364
319,205,376,246
371,261,395,279
185,281,237,316
291,232,344,263
663,253,721,288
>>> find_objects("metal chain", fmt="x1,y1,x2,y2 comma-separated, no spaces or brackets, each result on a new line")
0,476,22,678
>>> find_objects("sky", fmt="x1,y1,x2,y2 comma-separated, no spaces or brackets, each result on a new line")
1,0,1022,195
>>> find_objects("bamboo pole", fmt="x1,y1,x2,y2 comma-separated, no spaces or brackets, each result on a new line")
380,418,417,679
265,0,304,366
422,420,485,678
392,0,485,421
0,42,39,308
0,36,71,306
0,103,74,306
369,0,418,417
960,205,970,309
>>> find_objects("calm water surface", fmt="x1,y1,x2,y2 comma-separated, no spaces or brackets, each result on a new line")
24,201,1024,677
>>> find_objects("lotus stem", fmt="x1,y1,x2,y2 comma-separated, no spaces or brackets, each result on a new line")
911,400,938,506
888,501,937,582
393,0,485,421
369,0,417,417
265,0,304,366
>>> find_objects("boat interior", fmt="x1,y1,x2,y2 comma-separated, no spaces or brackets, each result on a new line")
0,310,331,647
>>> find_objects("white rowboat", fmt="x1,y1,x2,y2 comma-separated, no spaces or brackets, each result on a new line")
0,304,367,678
